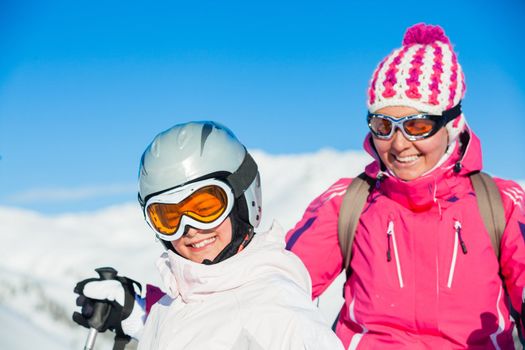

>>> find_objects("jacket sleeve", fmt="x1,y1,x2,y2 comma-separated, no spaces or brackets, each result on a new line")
497,179,525,314
285,178,351,299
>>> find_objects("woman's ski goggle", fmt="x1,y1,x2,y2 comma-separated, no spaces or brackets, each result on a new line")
143,179,234,241
367,103,462,141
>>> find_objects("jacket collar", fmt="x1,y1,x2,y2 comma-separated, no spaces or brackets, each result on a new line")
155,222,311,302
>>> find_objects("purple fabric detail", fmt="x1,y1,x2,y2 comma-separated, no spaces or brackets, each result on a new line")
286,217,316,251
145,284,166,315
382,47,409,98
519,222,525,243
447,195,460,203
405,46,426,99
428,43,444,105
369,59,387,104
447,48,459,109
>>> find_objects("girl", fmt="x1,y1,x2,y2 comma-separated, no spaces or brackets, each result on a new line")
74,121,343,350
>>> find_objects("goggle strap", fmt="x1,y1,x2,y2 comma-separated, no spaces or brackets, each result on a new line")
138,193,145,208
226,150,258,198
441,102,462,124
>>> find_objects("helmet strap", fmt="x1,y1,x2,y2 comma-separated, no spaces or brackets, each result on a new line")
202,198,255,265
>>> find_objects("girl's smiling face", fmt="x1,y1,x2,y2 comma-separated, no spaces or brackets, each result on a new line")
171,217,232,263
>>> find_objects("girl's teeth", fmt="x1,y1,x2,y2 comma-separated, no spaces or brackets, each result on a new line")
191,237,216,248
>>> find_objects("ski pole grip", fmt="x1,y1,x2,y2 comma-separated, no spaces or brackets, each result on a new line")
89,267,119,330
83,267,120,349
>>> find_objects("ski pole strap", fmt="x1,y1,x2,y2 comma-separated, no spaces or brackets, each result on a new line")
112,277,141,349
119,277,142,322
114,276,142,340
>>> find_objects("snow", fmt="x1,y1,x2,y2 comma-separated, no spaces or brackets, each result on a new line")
0,304,71,349
0,148,523,349
0,148,370,349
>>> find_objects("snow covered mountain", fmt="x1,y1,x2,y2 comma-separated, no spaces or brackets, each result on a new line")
0,149,523,349
0,149,370,349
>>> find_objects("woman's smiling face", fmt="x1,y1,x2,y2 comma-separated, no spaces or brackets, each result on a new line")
372,106,449,181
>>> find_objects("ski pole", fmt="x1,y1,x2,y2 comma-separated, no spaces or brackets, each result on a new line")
84,328,98,350
83,267,119,350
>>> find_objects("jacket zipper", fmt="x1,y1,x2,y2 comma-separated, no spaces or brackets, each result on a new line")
447,221,467,288
387,221,404,288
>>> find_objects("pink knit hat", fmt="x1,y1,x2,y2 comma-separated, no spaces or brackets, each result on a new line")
367,23,466,116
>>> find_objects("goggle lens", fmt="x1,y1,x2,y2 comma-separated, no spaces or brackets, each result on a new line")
369,117,393,136
146,185,228,235
403,118,436,136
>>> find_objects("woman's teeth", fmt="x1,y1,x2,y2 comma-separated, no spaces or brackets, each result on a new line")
395,155,420,163
191,237,216,248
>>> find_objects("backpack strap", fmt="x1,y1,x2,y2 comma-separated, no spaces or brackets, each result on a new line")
470,172,521,343
338,172,375,274
470,171,507,259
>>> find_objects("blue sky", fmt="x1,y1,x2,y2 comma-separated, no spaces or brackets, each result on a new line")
1,0,524,214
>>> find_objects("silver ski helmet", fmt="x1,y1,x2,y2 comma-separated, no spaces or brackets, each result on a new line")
138,121,262,250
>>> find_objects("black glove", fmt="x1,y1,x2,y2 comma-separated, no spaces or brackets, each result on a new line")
73,267,142,342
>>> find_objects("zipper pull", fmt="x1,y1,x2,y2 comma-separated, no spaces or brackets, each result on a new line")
386,221,394,262
455,221,467,254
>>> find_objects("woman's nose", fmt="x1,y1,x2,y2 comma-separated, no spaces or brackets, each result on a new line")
390,128,412,150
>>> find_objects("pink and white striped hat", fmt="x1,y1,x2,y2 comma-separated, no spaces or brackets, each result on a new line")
367,23,466,116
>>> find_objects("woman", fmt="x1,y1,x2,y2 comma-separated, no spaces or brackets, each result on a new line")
73,121,343,350
286,23,525,349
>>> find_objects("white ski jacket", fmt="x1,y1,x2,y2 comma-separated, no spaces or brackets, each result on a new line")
138,222,343,350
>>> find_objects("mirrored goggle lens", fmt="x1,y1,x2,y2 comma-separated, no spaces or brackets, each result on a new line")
146,185,228,235
369,117,393,136
403,118,436,136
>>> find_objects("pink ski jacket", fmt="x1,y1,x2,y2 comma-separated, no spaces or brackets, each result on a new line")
286,129,525,349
